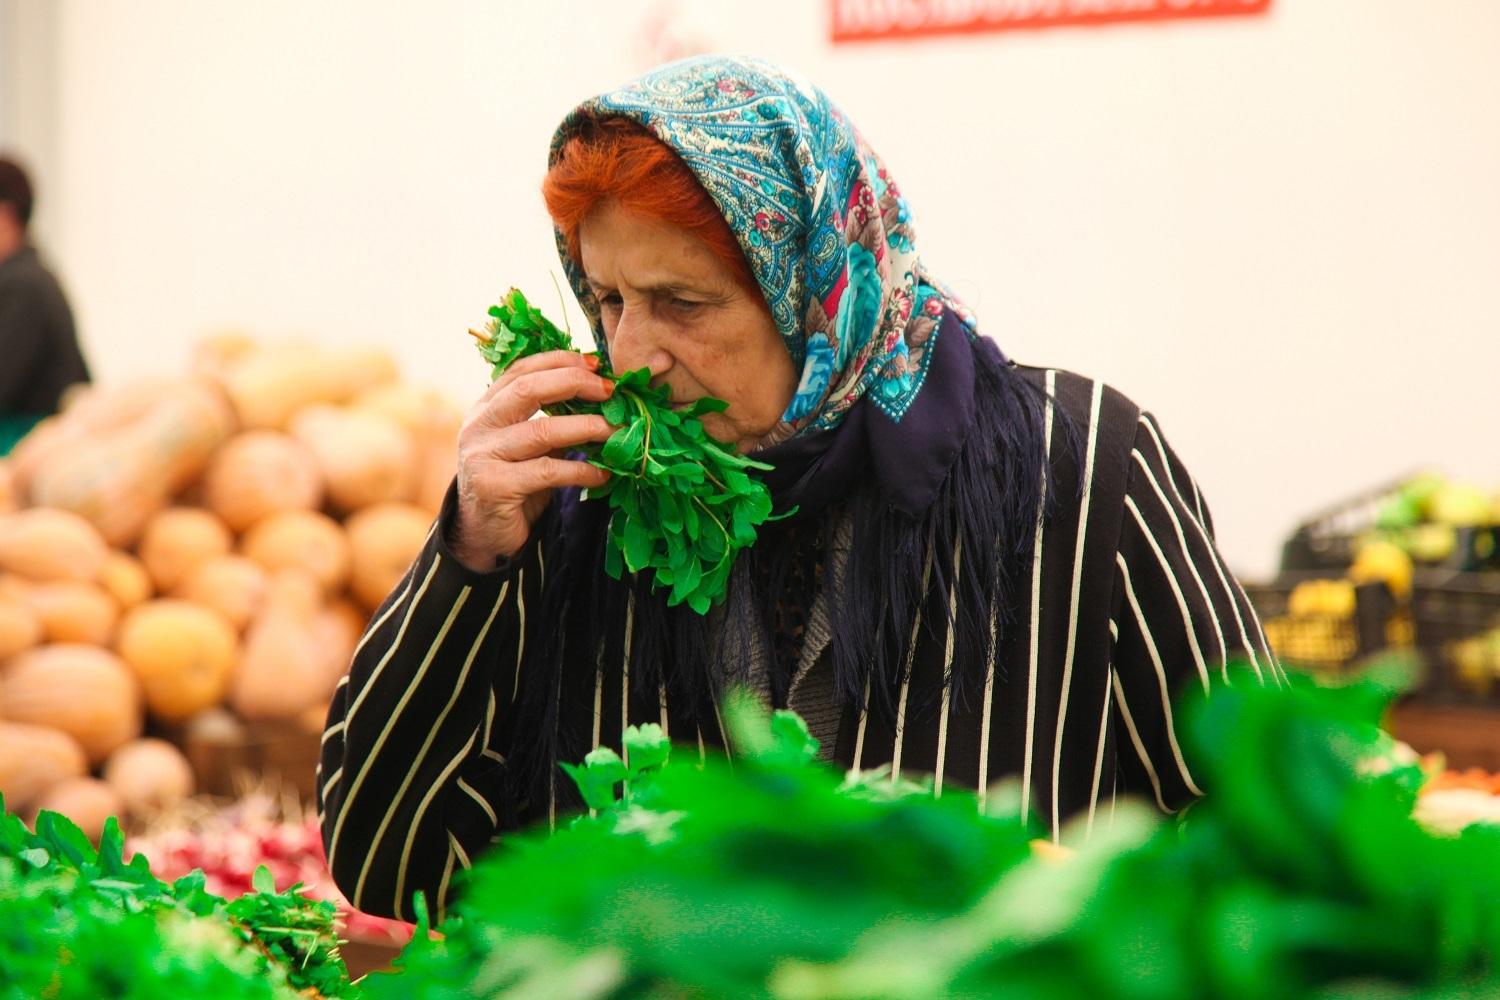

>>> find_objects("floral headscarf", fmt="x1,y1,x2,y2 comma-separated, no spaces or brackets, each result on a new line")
549,54,977,445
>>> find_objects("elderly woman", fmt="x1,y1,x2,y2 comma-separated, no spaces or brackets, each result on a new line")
319,56,1280,921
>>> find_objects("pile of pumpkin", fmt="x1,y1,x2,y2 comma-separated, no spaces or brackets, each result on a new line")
0,334,461,838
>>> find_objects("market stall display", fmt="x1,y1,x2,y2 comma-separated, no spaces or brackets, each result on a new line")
1249,473,1500,772
0,337,463,816
6,664,1498,998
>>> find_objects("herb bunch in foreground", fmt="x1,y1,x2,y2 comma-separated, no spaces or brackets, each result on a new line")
473,288,781,614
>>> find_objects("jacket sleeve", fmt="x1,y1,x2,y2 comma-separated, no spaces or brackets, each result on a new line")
1108,411,1283,812
318,483,547,921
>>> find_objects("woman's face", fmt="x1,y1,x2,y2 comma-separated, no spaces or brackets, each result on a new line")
578,201,798,453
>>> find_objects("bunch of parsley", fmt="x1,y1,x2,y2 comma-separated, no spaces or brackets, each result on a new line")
473,288,779,614
0,801,351,999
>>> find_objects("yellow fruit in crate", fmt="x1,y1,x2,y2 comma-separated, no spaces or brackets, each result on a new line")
1451,638,1492,695
1406,523,1457,564
1287,579,1356,618
1429,483,1492,528
1349,540,1413,599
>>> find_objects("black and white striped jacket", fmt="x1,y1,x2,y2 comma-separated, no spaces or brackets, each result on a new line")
318,367,1281,921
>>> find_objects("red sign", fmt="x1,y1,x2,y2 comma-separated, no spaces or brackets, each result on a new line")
831,0,1272,43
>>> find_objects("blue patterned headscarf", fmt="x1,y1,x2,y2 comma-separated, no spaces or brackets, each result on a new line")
549,54,977,446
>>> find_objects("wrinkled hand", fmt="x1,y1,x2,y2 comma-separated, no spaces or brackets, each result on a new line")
449,351,615,571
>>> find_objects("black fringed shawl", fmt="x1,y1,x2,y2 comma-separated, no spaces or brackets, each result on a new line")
506,312,1069,811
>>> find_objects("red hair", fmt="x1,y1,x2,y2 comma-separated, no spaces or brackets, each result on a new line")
543,116,761,301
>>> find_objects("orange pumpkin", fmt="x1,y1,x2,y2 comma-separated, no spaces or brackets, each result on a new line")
0,596,42,663
0,645,143,764
240,510,350,595
0,508,110,583
174,554,268,632
201,431,324,533
100,551,153,610
0,721,88,813
32,777,124,842
102,737,195,818
230,571,332,720
115,599,238,723
290,405,418,513
138,507,234,593
22,580,120,645
344,502,432,612
351,386,463,518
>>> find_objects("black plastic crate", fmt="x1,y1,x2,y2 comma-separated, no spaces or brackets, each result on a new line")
1243,572,1401,676
1280,475,1499,574
1410,569,1500,705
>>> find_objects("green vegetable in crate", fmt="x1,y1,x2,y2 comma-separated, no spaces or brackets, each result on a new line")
0,798,351,998
361,659,1500,999
472,288,783,614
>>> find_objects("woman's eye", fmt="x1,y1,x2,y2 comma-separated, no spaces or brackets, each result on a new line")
669,298,703,312
598,293,623,309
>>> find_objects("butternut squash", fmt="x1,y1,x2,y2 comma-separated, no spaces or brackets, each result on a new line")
32,777,123,842
138,507,233,593
190,329,259,383
0,508,110,583
174,554,268,632
240,510,350,595
0,461,15,515
344,502,431,612
0,645,143,764
201,431,324,532
100,551,153,610
220,342,399,430
230,571,332,720
23,580,120,645
8,379,172,497
102,737,195,818
290,404,418,513
0,721,87,813
115,599,238,723
24,380,237,546
0,596,42,663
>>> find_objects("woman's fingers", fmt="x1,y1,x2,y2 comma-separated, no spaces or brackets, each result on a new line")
470,454,610,499
478,366,615,429
481,413,617,463
475,350,599,405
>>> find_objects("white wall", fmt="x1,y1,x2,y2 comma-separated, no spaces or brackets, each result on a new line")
18,0,1500,577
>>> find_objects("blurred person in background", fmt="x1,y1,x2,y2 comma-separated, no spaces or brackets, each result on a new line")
0,154,90,455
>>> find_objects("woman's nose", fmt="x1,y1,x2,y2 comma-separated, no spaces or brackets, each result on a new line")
610,306,673,377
